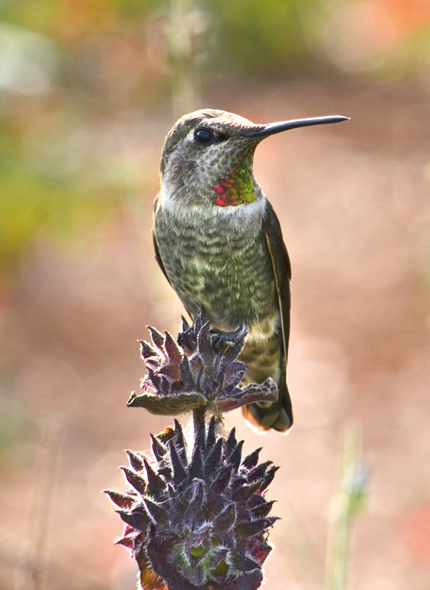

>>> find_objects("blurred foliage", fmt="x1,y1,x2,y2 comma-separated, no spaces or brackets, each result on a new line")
207,0,315,73
325,428,369,590
0,111,120,266
0,392,31,471
0,0,429,295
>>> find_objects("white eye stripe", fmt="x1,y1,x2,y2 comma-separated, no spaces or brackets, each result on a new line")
187,129,196,141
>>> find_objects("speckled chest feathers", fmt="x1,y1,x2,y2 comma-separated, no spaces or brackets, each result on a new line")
154,197,278,331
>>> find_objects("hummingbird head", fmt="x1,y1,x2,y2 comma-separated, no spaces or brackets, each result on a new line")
160,109,348,208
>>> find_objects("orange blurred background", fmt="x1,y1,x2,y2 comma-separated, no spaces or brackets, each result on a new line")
1,1,430,589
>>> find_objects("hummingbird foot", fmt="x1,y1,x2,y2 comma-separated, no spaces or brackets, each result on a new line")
210,324,247,352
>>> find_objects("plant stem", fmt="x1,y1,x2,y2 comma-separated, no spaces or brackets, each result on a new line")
325,427,365,590
192,406,206,439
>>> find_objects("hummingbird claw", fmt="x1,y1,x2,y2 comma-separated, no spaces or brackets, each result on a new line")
210,324,247,352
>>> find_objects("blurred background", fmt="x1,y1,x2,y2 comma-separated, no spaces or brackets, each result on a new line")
1,0,430,589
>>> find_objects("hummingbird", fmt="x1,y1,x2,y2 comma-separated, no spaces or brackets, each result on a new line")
153,109,348,432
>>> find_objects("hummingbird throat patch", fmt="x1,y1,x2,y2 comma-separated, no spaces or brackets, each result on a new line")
213,159,256,207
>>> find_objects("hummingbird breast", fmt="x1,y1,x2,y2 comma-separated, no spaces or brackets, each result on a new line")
154,197,278,332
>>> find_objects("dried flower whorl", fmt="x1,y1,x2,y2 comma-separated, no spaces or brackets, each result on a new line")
128,313,278,416
105,418,278,590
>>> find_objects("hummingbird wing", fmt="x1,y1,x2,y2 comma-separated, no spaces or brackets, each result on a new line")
261,200,293,431
263,199,291,352
153,231,170,286
242,199,293,432
152,196,171,284
153,196,195,320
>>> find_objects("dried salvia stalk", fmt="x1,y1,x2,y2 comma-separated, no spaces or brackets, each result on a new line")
128,312,278,415
106,418,278,590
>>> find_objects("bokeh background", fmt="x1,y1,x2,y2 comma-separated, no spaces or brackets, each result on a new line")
1,1,430,589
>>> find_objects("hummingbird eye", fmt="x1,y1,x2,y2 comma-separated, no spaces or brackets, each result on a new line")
194,128,215,145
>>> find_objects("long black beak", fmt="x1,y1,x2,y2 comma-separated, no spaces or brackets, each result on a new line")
242,115,349,138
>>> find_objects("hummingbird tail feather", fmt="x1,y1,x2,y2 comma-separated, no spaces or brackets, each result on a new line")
242,381,293,433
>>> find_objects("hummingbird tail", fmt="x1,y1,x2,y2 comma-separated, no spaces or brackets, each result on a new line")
241,380,293,433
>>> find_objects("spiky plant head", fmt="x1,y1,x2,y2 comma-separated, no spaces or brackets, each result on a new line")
106,418,278,590
128,313,277,416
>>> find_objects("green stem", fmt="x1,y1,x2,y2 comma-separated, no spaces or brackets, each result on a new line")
169,0,199,117
325,427,363,590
